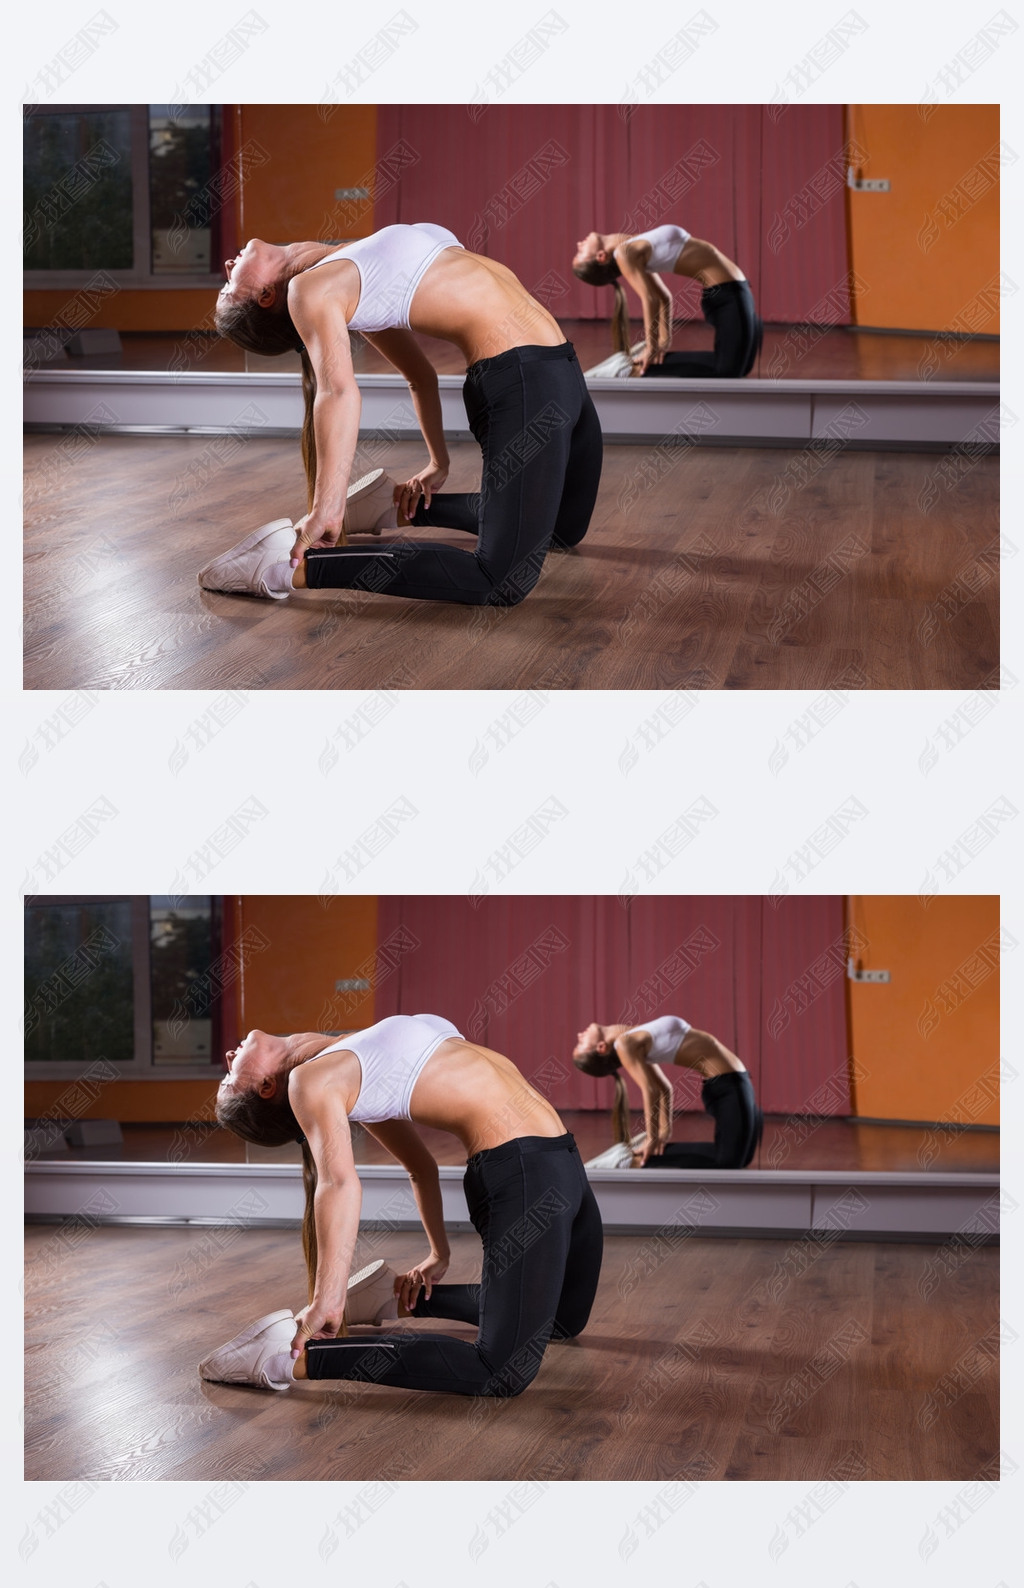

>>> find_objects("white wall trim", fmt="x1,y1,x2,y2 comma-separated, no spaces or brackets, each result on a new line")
23,369,1000,449
25,1160,1000,1237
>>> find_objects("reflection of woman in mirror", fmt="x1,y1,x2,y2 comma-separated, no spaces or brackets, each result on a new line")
573,1015,762,1168
202,1013,603,1395
201,224,602,606
572,225,762,378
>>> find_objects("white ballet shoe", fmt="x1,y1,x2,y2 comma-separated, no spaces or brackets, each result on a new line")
585,1131,647,1169
197,519,295,600
343,468,401,534
345,1258,401,1325
585,351,635,380
198,1308,296,1390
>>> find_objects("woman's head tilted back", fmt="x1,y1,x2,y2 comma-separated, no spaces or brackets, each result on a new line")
572,233,631,356
216,1028,322,1303
215,239,318,507
215,279,304,359
215,1074,302,1146
572,1046,620,1079
571,256,621,289
572,1033,632,1147
215,1029,303,1147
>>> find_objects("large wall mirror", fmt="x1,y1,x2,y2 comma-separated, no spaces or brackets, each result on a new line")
25,894,1000,1176
24,103,1000,383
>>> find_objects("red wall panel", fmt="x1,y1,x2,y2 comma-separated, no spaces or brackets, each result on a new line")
375,105,850,325
376,897,851,1117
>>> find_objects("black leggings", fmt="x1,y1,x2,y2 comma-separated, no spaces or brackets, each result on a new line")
306,1133,603,1396
643,279,761,379
644,1071,762,1168
303,342,603,607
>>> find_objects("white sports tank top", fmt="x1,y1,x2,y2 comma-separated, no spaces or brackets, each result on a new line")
304,223,464,332
623,1014,691,1064
626,224,691,273
311,1012,462,1122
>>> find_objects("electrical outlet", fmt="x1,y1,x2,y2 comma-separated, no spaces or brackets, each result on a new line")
335,187,370,201
857,178,890,192
852,968,891,983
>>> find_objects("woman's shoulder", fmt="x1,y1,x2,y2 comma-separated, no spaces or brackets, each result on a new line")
288,1045,356,1105
613,233,653,264
287,254,360,315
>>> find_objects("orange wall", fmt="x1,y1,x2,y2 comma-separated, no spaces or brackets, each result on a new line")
24,1078,221,1123
846,105,1000,333
847,896,1000,1124
24,105,378,333
227,895,377,1036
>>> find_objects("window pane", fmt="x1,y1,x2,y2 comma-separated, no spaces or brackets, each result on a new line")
149,897,216,1063
24,901,135,1063
149,106,214,275
23,110,133,271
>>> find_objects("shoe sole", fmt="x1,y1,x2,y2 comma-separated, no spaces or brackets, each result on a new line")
347,1259,386,1293
345,1258,398,1324
198,1307,295,1374
346,468,385,504
343,468,390,536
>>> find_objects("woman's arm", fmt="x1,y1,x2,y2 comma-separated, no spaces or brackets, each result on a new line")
287,276,363,559
361,1118,450,1307
360,1118,450,1261
361,328,450,517
288,1067,363,1352
616,1035,674,1163
613,242,674,372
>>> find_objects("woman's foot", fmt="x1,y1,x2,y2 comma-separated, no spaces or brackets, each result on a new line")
345,1258,402,1325
197,521,296,600
198,1309,296,1390
344,468,403,534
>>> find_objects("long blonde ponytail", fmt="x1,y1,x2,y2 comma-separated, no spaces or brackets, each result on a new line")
610,280,631,356
610,1071,632,1147
572,255,632,355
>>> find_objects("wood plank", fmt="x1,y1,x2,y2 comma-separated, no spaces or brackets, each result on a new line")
24,1225,998,1482
25,432,998,691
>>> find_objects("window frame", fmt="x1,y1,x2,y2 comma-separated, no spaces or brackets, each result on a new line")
23,104,226,291
24,894,225,1080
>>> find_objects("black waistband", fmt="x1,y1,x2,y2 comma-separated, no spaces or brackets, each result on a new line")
701,1069,754,1098
700,279,753,303
466,1131,576,1168
466,341,576,379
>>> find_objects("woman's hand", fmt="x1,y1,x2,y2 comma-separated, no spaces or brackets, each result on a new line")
290,1298,345,1358
394,463,448,523
394,1251,449,1312
638,1129,669,1166
632,340,669,377
289,512,346,568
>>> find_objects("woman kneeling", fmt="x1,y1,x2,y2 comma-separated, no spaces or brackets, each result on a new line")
201,1013,603,1395
573,1014,762,1168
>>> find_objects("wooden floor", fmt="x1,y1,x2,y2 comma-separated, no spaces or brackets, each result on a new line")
30,322,1000,382
24,1222,998,1482
24,432,998,691
34,1112,1000,1174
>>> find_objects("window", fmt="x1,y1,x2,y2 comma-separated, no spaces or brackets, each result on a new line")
23,105,225,287
24,896,225,1077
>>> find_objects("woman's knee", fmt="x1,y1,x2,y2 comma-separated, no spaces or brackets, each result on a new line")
478,1350,545,1397
483,555,545,607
